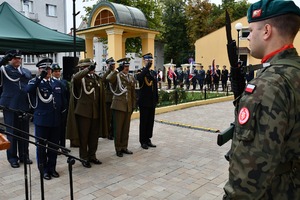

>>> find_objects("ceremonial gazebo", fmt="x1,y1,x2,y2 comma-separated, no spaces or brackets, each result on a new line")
76,1,159,62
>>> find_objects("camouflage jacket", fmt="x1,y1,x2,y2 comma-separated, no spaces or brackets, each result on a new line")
224,48,300,200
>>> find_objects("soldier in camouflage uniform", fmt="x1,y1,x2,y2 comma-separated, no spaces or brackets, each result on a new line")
223,0,300,199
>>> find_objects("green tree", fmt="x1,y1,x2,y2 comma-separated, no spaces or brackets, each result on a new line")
161,0,192,66
185,0,213,45
185,0,250,46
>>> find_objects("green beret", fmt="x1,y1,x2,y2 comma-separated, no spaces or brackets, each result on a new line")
247,0,300,23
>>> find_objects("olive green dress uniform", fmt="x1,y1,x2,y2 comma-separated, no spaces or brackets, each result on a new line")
102,69,114,139
66,67,107,161
106,70,136,153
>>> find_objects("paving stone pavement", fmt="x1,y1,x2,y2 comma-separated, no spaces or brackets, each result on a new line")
0,100,234,200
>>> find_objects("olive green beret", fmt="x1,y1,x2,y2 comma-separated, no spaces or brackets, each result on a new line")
247,0,300,23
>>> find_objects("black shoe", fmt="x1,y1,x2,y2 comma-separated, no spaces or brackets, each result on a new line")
43,173,51,180
10,161,20,168
50,171,60,178
122,149,133,154
141,144,148,149
82,161,91,168
20,158,33,164
89,158,102,165
116,151,123,157
147,142,156,148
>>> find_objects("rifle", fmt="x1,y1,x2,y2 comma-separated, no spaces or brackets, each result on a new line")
217,123,234,146
216,11,240,147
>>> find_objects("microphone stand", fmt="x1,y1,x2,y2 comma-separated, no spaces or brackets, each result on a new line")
0,120,85,200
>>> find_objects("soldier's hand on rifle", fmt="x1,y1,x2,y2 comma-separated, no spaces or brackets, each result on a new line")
230,61,246,99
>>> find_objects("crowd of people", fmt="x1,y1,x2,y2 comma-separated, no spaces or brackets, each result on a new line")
165,64,230,91
0,51,158,180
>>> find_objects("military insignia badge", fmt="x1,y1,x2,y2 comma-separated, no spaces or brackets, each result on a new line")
252,9,262,18
238,107,250,125
245,84,256,94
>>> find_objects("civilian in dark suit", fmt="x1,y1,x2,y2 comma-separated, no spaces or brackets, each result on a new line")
26,58,66,180
136,53,158,149
0,49,32,168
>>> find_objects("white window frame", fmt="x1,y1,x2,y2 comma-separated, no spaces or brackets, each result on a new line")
22,0,33,13
46,4,57,17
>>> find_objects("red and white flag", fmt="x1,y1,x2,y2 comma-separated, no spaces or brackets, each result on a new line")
188,61,194,81
211,59,215,76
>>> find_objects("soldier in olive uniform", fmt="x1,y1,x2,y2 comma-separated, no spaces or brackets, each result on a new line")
101,57,115,140
66,58,107,168
137,53,158,149
223,0,300,199
106,58,136,157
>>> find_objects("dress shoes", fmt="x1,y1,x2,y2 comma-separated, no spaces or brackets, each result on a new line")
82,161,91,168
147,142,156,148
20,158,33,164
116,151,123,157
122,149,133,154
10,161,20,168
89,158,102,165
141,144,148,149
50,171,60,178
43,173,51,180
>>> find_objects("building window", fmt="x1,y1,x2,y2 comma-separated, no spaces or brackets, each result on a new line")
23,55,35,63
22,1,33,13
94,10,116,26
46,4,57,17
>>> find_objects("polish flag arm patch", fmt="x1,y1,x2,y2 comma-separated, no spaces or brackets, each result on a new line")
245,84,256,94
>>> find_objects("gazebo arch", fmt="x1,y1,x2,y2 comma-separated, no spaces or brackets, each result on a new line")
76,1,159,62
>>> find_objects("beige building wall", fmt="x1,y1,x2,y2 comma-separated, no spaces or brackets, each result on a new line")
195,16,300,71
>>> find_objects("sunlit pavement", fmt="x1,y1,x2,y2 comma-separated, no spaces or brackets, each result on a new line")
0,100,234,200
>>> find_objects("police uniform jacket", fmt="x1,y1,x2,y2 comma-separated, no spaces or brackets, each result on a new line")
0,65,31,112
136,67,158,108
106,70,136,113
26,77,66,127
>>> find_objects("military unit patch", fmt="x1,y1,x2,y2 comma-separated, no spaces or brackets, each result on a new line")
238,107,250,125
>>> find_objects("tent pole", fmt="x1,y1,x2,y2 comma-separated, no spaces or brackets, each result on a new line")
73,0,76,58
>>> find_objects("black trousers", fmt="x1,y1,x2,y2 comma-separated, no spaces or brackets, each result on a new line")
139,106,155,145
4,109,30,163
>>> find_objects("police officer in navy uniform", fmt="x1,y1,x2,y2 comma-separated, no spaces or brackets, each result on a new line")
0,49,33,168
51,63,70,151
137,53,158,149
26,58,66,180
